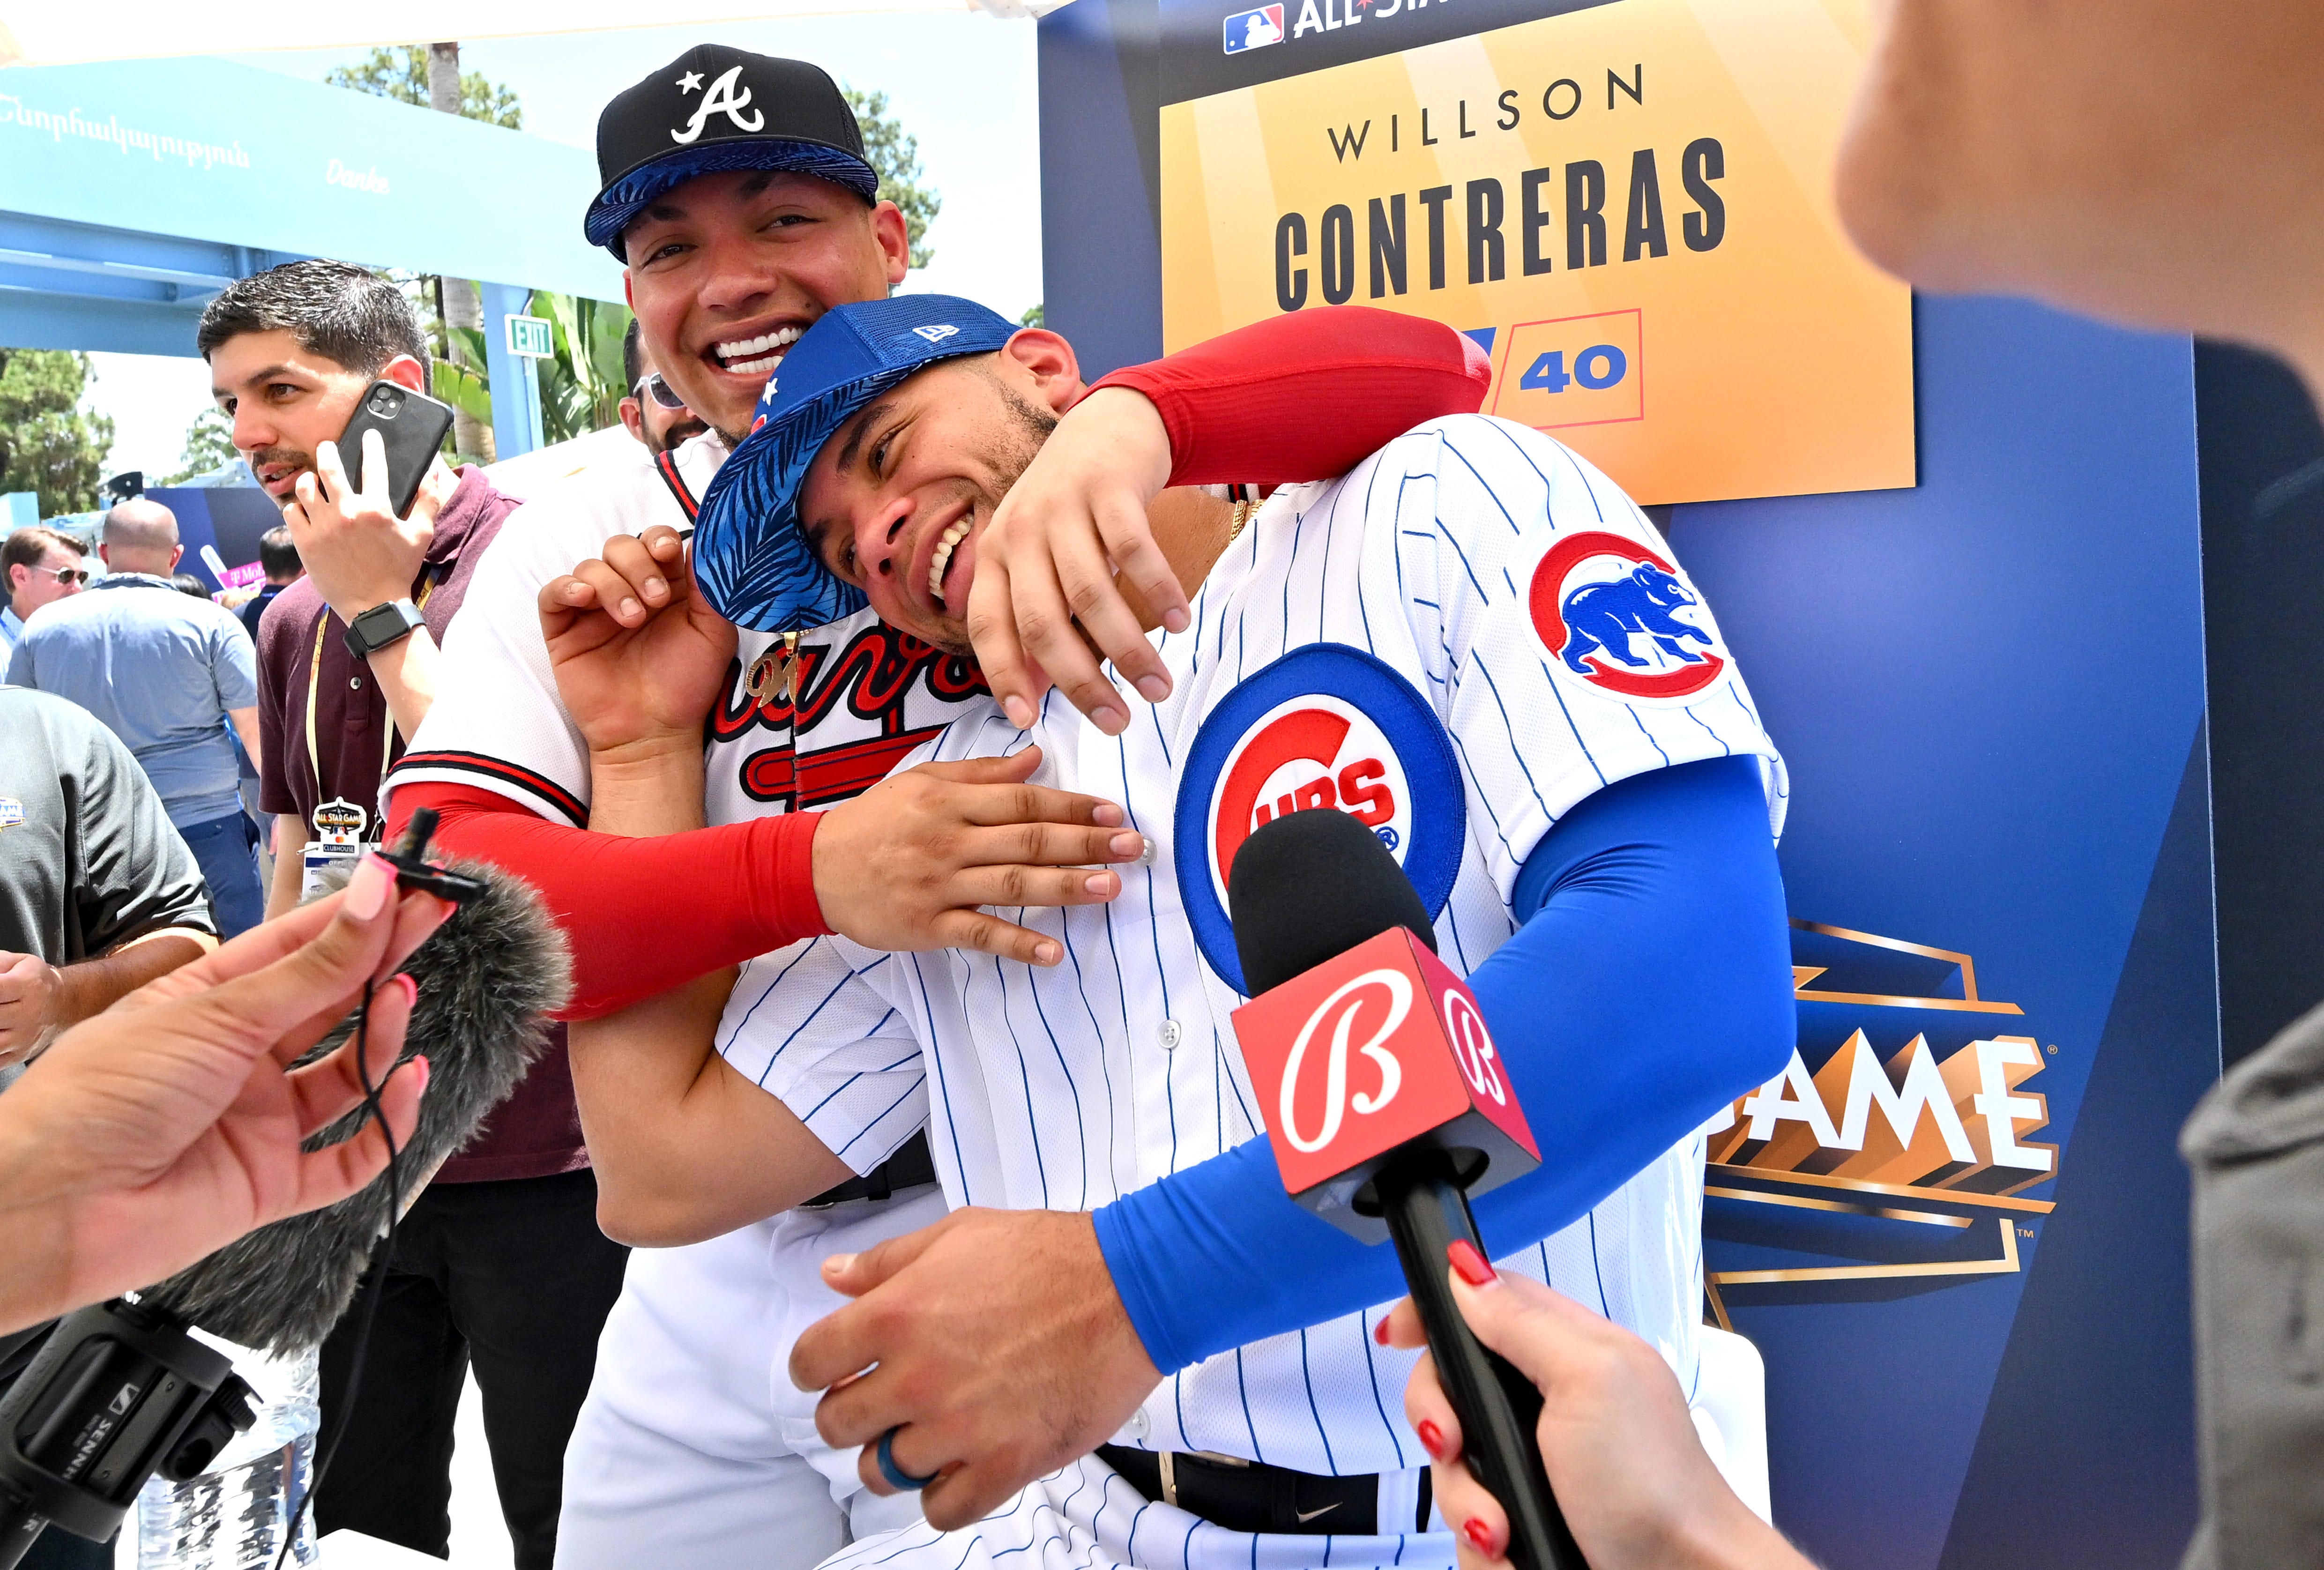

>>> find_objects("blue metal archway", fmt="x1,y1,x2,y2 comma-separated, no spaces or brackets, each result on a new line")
0,55,623,457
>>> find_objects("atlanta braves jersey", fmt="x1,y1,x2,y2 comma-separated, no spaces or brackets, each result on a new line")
714,413,1786,1570
383,431,999,1554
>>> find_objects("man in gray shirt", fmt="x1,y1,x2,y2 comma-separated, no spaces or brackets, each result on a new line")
7,500,266,938
0,686,216,1070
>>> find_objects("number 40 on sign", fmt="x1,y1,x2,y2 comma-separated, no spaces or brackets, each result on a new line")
1490,307,1644,432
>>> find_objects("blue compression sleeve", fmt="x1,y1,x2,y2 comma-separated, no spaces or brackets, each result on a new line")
1095,754,1795,1375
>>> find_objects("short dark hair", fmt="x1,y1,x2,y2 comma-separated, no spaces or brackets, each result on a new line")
623,316,645,391
3,524,85,580
257,525,301,581
197,259,430,391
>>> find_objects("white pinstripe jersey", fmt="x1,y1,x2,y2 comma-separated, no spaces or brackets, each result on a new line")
715,414,1788,1478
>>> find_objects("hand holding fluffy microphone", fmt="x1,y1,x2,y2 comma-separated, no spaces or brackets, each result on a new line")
0,858,447,1336
1380,1271,1810,1570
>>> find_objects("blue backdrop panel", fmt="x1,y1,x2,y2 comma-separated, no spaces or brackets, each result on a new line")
1038,3,2219,1564
150,485,283,591
1670,298,2210,1566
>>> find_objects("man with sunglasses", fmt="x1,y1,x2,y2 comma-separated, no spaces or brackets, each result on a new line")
0,526,89,672
619,317,709,455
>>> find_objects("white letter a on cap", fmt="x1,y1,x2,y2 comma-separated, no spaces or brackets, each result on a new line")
672,66,766,145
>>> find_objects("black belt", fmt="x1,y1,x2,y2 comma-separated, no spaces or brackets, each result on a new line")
1096,1445,1430,1537
801,1131,937,1208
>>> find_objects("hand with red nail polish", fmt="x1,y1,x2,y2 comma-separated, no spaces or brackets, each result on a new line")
1447,1237,1499,1287
1383,1274,1812,1570
0,874,450,1336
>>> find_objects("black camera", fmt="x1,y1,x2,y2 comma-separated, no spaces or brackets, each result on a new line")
363,384,405,419
0,1301,256,1569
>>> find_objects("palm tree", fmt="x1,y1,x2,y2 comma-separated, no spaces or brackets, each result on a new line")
428,44,493,463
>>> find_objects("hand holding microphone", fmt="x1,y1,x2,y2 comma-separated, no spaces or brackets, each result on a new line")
1380,1275,1809,1570
0,855,448,1339
0,814,571,1567
1226,808,1583,1570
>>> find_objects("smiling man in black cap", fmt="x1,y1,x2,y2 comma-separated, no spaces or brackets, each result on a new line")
383,48,1116,1570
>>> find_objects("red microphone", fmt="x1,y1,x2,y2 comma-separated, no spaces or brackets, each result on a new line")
1227,808,1584,1570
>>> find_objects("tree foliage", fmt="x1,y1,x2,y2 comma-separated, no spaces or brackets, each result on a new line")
843,87,941,271
324,46,522,127
431,292,637,447
161,406,239,484
1020,303,1045,327
532,292,635,443
0,350,115,515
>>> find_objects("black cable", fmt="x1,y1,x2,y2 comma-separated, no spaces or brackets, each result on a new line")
269,978,403,1570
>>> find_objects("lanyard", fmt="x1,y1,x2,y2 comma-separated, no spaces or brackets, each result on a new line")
306,572,438,835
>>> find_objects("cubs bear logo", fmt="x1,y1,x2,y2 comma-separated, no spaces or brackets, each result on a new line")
1175,644,1464,995
1528,530,1727,700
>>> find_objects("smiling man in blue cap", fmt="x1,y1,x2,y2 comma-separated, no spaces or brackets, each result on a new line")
546,293,1794,1564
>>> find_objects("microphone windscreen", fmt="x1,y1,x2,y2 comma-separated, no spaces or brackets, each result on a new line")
1229,808,1436,998
142,859,574,1354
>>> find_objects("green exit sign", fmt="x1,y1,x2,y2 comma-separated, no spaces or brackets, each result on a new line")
506,315,554,359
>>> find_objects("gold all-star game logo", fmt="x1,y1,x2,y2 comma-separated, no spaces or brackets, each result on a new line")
1701,922,2059,1327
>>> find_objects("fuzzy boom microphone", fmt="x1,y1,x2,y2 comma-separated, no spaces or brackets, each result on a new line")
141,855,574,1354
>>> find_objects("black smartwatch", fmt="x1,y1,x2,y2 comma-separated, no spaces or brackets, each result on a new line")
343,598,425,660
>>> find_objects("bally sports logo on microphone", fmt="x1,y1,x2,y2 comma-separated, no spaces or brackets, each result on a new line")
1232,928,1541,1241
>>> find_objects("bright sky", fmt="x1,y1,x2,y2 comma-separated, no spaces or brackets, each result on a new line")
86,13,1044,481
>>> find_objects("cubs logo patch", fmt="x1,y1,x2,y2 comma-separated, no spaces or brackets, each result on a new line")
1528,530,1727,701
1174,644,1464,995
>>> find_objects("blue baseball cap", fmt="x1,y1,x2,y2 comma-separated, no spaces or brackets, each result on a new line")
693,295,1021,633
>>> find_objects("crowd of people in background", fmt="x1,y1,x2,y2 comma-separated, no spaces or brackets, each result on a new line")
0,260,685,1566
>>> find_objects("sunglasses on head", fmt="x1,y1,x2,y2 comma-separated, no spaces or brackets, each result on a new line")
633,372,690,412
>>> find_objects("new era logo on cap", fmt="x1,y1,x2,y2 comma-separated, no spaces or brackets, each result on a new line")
913,324,961,343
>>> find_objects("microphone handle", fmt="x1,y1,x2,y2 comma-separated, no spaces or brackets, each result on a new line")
1375,1152,1587,1570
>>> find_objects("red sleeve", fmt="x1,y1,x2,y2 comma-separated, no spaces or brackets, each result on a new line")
1088,306,1492,487
385,782,832,1022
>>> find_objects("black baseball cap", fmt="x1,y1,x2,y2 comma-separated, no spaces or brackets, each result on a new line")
585,45,880,258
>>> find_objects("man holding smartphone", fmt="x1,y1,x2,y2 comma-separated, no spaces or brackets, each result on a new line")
198,258,630,1570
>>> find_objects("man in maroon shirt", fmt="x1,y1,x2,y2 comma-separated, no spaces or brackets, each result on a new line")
202,259,626,1570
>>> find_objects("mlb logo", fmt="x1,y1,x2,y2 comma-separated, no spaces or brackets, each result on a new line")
1224,4,1285,53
